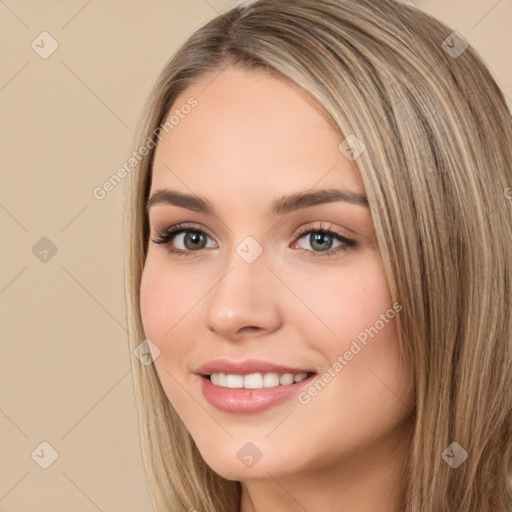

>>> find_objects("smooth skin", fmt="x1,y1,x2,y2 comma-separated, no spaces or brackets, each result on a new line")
140,67,415,512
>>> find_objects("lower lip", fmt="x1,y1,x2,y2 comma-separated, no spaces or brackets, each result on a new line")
199,374,316,413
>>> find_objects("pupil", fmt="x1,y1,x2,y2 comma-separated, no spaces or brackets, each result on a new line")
311,232,332,251
185,232,205,249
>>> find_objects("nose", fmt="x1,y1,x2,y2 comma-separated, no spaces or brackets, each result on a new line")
202,248,283,341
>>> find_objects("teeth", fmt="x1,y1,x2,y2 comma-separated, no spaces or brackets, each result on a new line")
294,372,308,383
209,371,309,389
263,372,280,387
225,374,244,389
244,373,263,389
279,373,294,385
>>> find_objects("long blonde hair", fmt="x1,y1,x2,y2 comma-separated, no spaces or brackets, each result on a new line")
123,1,512,510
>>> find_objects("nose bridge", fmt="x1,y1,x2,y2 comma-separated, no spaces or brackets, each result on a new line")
202,235,281,337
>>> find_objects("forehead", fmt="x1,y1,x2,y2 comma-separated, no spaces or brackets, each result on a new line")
150,67,363,203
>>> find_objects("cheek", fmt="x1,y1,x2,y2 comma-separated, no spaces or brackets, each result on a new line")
140,262,167,341
139,260,199,408
139,256,216,382
337,258,401,375
139,257,203,341
287,258,411,460
289,252,395,344
139,260,191,389
291,253,405,402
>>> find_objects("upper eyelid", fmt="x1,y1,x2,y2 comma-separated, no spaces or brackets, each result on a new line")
152,222,354,244
153,228,355,263
152,222,212,239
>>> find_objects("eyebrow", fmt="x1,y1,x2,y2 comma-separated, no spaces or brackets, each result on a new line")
145,187,369,215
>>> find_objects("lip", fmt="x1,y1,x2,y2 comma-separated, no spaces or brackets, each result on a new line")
195,358,316,414
195,358,315,376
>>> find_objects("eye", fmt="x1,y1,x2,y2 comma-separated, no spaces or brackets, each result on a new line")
293,222,357,258
152,223,216,256
151,221,357,258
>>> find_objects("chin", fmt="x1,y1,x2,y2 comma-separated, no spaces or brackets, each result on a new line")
195,440,295,481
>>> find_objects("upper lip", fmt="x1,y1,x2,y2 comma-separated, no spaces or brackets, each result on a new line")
195,358,315,376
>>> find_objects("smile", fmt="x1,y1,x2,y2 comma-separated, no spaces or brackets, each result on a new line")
200,373,317,414
209,371,309,389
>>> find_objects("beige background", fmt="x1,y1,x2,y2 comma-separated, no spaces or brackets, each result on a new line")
0,0,510,510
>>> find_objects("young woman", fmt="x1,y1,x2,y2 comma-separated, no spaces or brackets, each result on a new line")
124,0,512,510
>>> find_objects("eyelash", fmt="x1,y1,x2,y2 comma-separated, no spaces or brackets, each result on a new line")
151,222,357,258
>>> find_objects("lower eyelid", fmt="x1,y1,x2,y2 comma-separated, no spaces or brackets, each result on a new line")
152,225,356,255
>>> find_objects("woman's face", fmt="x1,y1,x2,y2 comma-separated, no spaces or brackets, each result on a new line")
140,67,414,481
